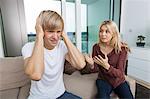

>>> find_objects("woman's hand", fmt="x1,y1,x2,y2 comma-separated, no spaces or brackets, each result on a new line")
93,54,110,70
35,16,44,37
84,54,94,69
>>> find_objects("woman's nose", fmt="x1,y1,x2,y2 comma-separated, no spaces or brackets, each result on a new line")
101,32,106,35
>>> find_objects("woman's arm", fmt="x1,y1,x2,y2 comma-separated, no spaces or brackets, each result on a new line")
104,49,127,78
94,48,127,78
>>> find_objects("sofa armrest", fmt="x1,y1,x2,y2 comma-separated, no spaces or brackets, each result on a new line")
125,76,136,97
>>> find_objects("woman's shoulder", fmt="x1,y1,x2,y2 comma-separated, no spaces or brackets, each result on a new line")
121,42,130,52
93,43,99,48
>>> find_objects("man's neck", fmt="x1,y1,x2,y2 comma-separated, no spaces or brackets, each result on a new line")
44,43,55,50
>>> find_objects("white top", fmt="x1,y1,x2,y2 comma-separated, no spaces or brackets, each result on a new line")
22,40,68,99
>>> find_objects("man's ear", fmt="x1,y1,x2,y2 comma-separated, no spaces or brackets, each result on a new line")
43,32,45,38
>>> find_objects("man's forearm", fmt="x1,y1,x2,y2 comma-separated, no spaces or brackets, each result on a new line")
25,35,44,80
62,33,86,69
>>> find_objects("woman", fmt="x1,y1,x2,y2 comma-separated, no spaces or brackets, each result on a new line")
85,20,134,99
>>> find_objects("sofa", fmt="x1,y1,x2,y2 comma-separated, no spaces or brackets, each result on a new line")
64,71,136,99
0,56,136,99
0,56,30,99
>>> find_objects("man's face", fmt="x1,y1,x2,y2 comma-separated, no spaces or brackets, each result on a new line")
44,29,62,49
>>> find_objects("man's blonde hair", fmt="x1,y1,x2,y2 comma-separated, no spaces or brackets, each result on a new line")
38,10,64,32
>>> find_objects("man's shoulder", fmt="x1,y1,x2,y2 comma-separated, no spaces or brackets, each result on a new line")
22,42,35,50
57,40,68,53
59,40,65,44
23,42,35,48
57,40,66,48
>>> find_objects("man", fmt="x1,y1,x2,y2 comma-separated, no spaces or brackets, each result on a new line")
22,10,86,99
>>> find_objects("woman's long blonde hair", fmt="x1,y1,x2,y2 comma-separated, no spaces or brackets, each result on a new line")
99,20,130,53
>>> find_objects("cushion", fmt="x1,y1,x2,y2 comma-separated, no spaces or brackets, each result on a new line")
18,82,31,99
0,56,30,90
64,60,77,75
80,62,99,74
64,71,98,99
125,76,136,97
0,88,19,99
64,60,99,75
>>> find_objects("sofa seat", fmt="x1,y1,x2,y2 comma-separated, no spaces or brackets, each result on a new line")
64,71,98,99
64,71,136,99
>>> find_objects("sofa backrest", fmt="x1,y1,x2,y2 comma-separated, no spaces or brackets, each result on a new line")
0,56,31,99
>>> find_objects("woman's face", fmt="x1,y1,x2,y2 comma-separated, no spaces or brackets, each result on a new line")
99,25,113,44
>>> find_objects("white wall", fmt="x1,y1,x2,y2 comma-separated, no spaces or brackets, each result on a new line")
24,1,87,34
146,2,150,46
121,0,150,47
24,0,61,34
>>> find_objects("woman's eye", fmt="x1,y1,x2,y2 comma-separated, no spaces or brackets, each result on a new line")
106,30,109,33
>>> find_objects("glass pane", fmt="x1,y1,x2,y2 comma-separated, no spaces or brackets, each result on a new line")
66,0,87,53
66,0,76,45
81,0,121,53
81,3,87,53
23,0,61,42
81,0,111,53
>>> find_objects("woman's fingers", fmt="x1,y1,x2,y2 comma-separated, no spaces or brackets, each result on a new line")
84,53,94,65
93,57,99,64
93,56,102,64
93,54,109,69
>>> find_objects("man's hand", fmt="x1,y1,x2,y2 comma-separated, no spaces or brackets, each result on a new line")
61,31,67,39
62,31,86,69
35,16,44,37
93,54,110,70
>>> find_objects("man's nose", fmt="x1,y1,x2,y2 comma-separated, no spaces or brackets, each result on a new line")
52,32,58,39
